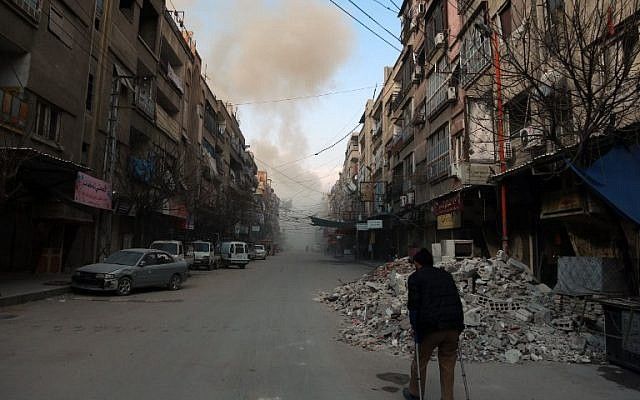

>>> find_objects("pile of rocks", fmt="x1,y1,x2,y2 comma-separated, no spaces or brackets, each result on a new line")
318,255,605,363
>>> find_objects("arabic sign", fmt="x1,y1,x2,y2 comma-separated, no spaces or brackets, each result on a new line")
356,223,369,231
74,172,112,210
367,219,383,229
437,211,462,230
431,192,463,216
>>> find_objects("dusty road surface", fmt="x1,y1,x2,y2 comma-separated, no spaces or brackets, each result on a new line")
1,251,639,400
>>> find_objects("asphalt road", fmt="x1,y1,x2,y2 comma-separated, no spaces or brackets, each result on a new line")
1,252,639,400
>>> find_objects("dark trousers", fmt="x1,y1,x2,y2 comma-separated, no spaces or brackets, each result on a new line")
409,329,459,400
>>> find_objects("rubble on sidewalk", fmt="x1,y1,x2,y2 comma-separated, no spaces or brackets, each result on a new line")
318,256,605,363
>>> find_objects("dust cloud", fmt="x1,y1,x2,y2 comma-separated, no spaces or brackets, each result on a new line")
176,0,354,249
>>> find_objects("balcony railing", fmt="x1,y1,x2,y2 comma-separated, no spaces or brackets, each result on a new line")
156,105,180,140
135,85,156,119
0,88,28,130
8,0,41,22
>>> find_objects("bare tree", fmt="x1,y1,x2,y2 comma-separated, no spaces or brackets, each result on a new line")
468,0,640,165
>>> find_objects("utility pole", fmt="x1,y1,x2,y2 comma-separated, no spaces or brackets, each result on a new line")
492,30,509,254
99,73,121,259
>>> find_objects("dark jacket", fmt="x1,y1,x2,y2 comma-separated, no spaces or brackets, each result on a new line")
407,266,464,336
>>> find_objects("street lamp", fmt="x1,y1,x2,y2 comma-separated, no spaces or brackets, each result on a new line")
476,21,509,253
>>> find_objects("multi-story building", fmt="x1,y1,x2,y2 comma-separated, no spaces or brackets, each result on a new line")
0,0,98,272
0,0,266,275
329,0,640,291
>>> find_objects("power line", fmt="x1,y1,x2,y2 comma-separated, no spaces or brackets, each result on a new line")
346,0,401,42
371,0,398,14
388,0,401,11
253,155,326,194
328,0,401,52
234,85,378,106
274,122,362,169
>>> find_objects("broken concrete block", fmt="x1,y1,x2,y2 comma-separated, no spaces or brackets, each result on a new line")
464,307,482,327
505,349,522,364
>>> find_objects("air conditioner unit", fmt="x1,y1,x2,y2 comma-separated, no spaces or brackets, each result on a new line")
519,126,545,149
412,65,423,83
407,191,415,205
504,136,514,159
417,2,426,16
447,86,457,101
441,240,474,258
435,32,446,47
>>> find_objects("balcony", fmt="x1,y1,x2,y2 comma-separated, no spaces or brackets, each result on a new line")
0,88,28,131
371,122,382,139
6,0,41,23
156,105,180,141
135,84,155,119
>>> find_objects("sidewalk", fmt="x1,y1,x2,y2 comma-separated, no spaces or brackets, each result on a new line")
0,273,71,307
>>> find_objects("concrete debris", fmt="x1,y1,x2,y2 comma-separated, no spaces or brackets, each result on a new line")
318,256,605,363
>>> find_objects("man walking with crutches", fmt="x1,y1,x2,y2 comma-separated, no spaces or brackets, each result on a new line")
403,249,464,400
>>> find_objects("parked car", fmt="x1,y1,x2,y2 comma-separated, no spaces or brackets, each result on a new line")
150,240,194,268
71,249,188,296
191,240,220,270
220,241,250,268
253,244,267,260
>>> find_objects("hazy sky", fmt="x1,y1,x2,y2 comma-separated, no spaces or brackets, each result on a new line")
171,0,400,245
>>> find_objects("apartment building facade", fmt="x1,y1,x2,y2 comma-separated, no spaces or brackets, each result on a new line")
329,0,639,291
0,0,264,275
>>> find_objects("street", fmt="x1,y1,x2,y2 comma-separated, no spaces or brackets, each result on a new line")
1,252,639,400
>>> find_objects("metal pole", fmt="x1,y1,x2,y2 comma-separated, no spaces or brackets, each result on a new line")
458,345,471,400
416,341,424,400
99,74,121,259
492,30,509,254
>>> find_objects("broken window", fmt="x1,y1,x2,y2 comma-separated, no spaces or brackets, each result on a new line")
35,101,61,142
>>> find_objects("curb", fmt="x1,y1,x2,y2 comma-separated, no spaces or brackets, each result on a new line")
0,286,71,308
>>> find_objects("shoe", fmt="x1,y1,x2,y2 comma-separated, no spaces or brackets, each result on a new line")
402,387,420,400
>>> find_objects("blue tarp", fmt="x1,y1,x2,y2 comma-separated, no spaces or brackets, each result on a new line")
569,145,640,225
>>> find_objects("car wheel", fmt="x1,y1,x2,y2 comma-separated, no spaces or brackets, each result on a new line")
168,274,182,290
116,277,132,296
240,264,246,269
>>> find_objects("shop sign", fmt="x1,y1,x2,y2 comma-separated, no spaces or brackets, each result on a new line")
356,223,369,231
432,193,463,216
367,219,383,229
540,191,585,219
437,211,462,230
74,172,112,210
160,199,188,219
252,225,261,232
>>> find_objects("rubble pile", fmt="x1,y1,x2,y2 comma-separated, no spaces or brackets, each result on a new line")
319,255,605,363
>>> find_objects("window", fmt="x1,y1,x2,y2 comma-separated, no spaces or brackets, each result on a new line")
49,0,74,48
425,0,446,55
35,101,61,142
119,0,134,19
204,102,217,133
157,253,172,264
95,0,104,30
426,56,449,117
427,124,450,181
460,13,491,87
505,93,529,137
86,73,94,111
142,253,158,265
499,2,513,39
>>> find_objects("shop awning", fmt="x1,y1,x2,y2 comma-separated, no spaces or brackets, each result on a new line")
569,145,640,225
309,216,354,229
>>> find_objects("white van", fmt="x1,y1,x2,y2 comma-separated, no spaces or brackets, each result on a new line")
220,241,250,268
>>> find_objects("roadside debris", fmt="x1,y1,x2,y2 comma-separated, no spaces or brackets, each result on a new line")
319,256,605,363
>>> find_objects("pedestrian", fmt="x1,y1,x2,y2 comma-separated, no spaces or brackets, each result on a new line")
403,248,464,400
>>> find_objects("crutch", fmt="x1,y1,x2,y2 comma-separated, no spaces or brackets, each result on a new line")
415,341,424,400
458,346,470,400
